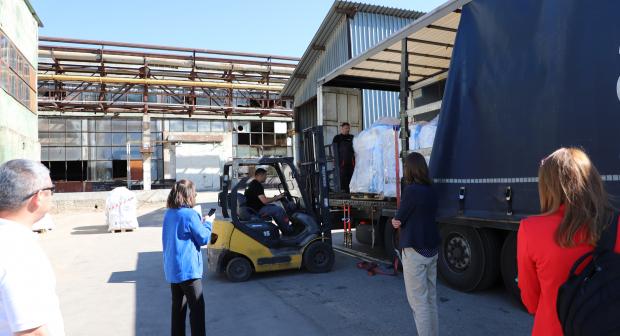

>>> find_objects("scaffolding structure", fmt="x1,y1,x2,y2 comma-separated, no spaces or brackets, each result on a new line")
37,37,299,117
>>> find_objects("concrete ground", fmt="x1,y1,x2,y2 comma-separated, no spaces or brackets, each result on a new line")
39,192,533,336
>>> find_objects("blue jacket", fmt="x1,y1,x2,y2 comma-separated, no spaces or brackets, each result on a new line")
394,183,440,250
162,207,212,283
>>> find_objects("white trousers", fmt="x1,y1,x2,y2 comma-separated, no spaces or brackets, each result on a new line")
401,247,439,336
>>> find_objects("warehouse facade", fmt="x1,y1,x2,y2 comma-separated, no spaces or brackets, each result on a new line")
0,0,42,163
37,38,297,192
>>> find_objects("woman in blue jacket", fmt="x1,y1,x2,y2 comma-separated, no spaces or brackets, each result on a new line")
162,179,212,336
391,152,440,336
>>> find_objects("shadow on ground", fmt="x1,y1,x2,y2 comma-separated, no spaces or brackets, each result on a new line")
71,225,109,235
109,251,170,335
103,200,228,335
106,247,530,336
137,208,167,228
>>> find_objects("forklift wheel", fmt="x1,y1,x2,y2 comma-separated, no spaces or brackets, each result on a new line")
225,257,253,282
303,241,335,273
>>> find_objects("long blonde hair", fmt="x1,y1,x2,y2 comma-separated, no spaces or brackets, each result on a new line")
538,147,611,247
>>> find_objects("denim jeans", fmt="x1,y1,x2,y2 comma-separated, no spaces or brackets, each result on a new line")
259,204,291,234
402,248,439,336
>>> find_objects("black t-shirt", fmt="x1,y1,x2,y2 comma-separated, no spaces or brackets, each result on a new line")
244,179,265,212
332,134,355,166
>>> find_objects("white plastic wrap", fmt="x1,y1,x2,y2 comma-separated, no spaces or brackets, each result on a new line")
408,122,425,150
349,118,402,197
105,187,139,231
381,127,402,197
349,127,384,195
419,116,438,148
409,115,438,149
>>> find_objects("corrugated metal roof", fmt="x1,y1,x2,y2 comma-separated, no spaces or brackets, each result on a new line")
319,0,471,89
281,1,423,100
348,11,417,127
293,17,349,107
350,12,415,57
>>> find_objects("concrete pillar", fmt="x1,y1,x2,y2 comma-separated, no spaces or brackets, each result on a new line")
163,142,176,180
142,114,152,190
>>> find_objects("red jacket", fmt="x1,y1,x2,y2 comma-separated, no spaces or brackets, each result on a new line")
517,205,620,336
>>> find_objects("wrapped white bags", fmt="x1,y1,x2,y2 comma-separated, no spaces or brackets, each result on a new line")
349,118,402,197
105,187,139,232
409,116,438,150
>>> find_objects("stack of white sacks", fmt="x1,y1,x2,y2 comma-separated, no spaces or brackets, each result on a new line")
105,187,139,232
349,118,402,197
348,116,439,197
409,116,438,152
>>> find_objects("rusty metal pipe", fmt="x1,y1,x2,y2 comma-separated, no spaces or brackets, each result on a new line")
39,44,297,68
38,74,285,91
38,50,295,75
40,36,300,62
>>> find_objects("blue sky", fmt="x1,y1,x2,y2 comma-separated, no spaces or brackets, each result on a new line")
29,0,446,58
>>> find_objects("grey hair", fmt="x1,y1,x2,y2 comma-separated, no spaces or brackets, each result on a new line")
0,159,51,211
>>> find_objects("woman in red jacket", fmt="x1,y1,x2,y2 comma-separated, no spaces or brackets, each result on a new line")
517,147,620,335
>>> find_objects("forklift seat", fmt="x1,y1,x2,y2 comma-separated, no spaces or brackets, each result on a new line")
236,193,261,222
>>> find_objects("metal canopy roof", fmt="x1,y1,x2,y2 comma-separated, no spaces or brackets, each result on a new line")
280,1,424,98
318,0,471,92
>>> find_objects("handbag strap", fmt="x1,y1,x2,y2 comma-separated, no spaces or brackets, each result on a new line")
568,250,595,277
595,211,620,253
567,211,619,276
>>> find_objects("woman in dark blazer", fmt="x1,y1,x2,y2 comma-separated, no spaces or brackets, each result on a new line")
392,152,440,336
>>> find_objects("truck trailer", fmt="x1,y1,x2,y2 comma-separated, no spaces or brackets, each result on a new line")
295,0,620,298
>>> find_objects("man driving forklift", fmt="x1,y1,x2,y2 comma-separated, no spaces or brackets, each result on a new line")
244,168,293,235
210,156,334,282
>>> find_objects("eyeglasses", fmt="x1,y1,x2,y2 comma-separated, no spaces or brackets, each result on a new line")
22,186,55,201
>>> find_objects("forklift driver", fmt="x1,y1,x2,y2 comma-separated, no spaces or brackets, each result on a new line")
244,168,294,235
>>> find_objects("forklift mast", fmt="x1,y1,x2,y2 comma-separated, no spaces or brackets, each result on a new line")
301,127,332,238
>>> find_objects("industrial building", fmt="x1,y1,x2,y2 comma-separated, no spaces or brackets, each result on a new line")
2,0,447,193
283,1,447,150
282,2,422,141
37,37,298,192
0,0,42,162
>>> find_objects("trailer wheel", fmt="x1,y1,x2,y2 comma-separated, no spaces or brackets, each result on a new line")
383,219,399,261
225,257,253,282
375,217,388,247
438,225,501,291
303,241,335,273
477,229,502,290
501,232,522,303
355,222,373,245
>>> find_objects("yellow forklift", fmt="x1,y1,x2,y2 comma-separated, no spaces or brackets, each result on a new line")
208,153,334,282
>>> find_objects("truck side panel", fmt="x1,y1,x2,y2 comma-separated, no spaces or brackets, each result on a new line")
431,0,620,220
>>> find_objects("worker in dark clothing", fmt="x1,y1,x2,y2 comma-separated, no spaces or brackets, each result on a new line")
332,122,355,193
244,168,293,235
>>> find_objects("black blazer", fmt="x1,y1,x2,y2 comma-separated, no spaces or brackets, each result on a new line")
394,183,440,250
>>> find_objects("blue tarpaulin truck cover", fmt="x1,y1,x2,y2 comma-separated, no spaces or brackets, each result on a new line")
430,0,620,220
